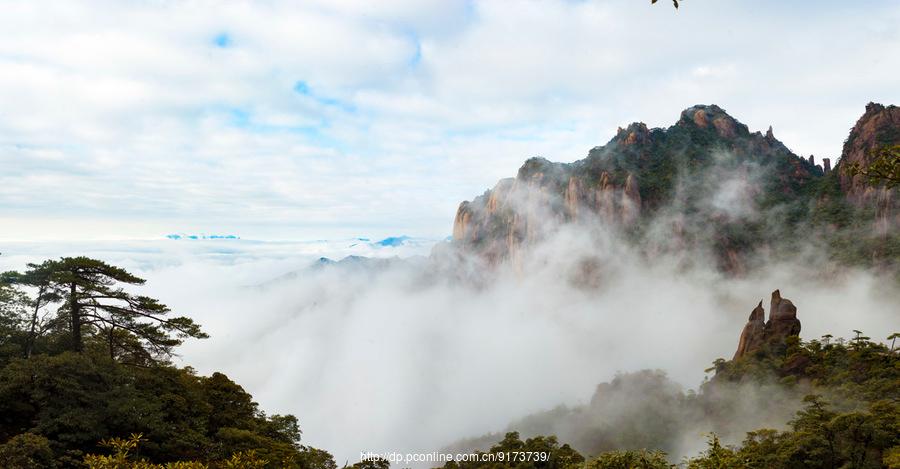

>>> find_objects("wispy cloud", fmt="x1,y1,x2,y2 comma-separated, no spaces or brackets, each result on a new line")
1,0,899,240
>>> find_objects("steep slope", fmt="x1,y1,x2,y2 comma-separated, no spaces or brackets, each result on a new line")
835,102,900,230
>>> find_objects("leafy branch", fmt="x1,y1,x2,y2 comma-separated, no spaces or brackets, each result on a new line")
651,0,680,9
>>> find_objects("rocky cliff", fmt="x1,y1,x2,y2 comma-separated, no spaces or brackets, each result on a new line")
452,104,821,268
835,102,900,231
451,103,900,270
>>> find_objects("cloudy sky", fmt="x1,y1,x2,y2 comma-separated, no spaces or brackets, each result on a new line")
2,0,899,241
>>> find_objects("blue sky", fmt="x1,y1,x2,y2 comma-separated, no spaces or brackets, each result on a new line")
0,0,899,241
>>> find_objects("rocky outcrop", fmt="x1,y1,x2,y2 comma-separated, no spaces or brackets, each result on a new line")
453,201,473,241
838,103,900,196
733,301,766,360
621,173,642,225
680,105,748,139
733,290,802,360
451,157,645,264
768,290,800,332
617,122,651,146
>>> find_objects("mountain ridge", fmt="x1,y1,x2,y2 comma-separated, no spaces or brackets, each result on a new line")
450,103,899,272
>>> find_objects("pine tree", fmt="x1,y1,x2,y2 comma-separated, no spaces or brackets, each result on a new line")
45,257,207,363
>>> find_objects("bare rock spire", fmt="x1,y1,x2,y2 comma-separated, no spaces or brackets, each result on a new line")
766,289,801,344
733,301,766,359
733,290,802,360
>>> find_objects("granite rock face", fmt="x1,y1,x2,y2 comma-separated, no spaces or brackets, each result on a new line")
836,102,900,231
838,103,900,197
733,301,767,360
733,290,802,360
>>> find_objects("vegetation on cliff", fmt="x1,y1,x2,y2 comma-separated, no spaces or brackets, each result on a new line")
441,332,900,469
452,104,900,273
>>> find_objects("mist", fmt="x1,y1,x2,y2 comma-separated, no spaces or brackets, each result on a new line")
1,158,897,466
78,232,897,463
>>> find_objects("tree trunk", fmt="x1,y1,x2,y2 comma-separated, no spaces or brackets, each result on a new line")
70,282,82,352
25,285,45,359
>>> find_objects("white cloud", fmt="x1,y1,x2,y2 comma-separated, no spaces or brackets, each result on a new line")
1,0,899,240
6,227,893,465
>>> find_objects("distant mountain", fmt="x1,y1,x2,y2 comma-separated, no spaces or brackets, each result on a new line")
165,233,240,240
451,103,899,272
259,254,428,288
374,235,412,247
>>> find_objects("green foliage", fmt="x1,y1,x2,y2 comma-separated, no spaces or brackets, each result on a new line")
82,433,270,468
0,257,335,469
736,429,783,468
885,446,900,469
0,432,57,468
83,433,209,469
719,398,898,469
846,144,900,188
0,280,29,365
1,257,207,364
0,350,334,466
709,331,899,404
444,432,584,469
348,457,391,469
682,398,900,468
0,351,334,467
684,434,744,469
693,331,900,469
585,449,671,469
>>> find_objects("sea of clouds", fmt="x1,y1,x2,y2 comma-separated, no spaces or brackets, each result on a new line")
1,226,896,464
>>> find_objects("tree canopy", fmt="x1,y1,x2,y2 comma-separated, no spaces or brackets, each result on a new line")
2,257,207,365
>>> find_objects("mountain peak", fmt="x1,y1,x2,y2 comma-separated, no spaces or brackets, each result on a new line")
451,102,898,272
613,122,651,146
865,101,886,114
678,104,748,138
